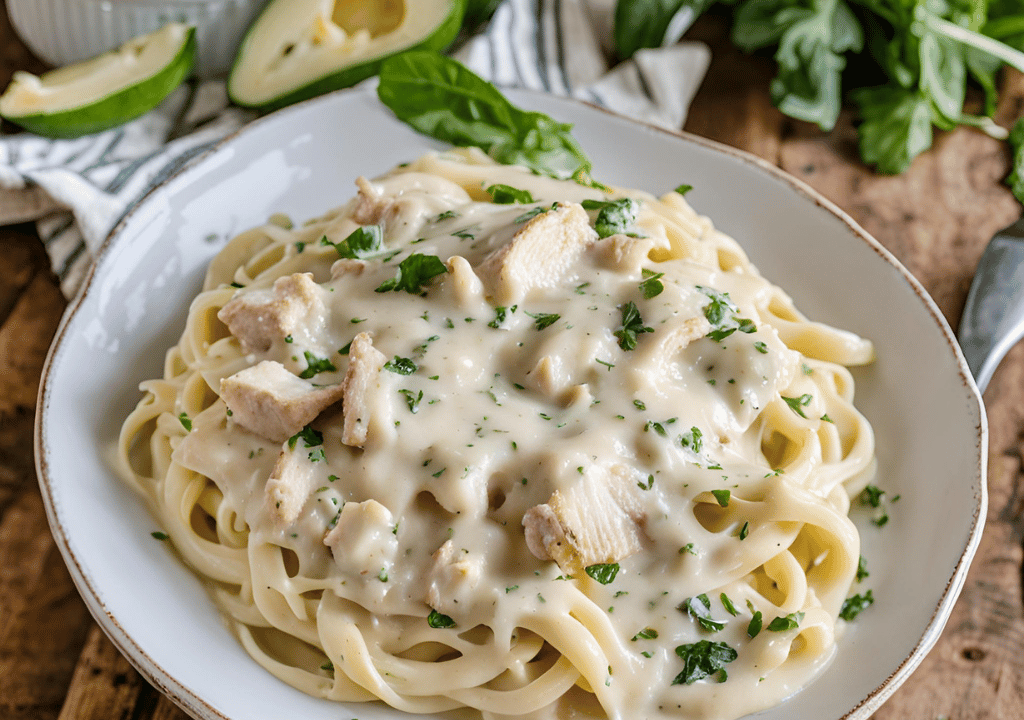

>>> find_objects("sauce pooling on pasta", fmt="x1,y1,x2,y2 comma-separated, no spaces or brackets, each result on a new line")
119,149,877,720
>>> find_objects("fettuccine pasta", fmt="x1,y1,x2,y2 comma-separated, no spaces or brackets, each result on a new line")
118,149,877,720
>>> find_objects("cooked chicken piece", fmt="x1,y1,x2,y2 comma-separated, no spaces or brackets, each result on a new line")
639,316,712,367
425,540,483,615
323,499,398,578
217,272,325,353
525,355,566,398
221,360,344,443
329,258,367,280
476,203,598,305
265,445,320,525
352,176,391,225
523,465,647,575
341,332,387,447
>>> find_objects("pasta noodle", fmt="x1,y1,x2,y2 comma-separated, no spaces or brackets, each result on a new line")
118,148,877,720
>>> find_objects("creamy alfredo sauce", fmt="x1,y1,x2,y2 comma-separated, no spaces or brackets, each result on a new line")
171,153,860,720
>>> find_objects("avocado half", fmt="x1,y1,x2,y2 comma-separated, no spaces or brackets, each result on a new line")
0,23,195,139
228,0,465,111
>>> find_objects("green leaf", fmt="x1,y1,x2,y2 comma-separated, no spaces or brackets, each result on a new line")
632,627,659,641
178,412,192,431
639,269,665,299
853,85,933,175
486,184,535,204
377,51,593,183
288,426,324,450
839,589,875,621
299,351,337,379
398,388,424,413
526,311,561,330
672,640,737,685
698,286,757,341
767,612,803,631
585,563,621,584
747,610,763,638
614,301,654,351
711,489,730,507
613,0,717,61
720,593,739,617
782,393,813,418
581,198,641,238
680,594,726,632
375,253,448,294
384,356,418,375
428,609,457,628
856,555,870,582
321,225,385,259
674,183,694,196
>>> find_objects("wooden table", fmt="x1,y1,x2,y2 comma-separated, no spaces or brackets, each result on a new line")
1,4,1023,719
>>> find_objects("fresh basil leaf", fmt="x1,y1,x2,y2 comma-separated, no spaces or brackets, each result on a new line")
581,198,640,238
377,51,593,183
839,589,874,621
375,253,448,294
747,610,763,638
672,640,737,685
720,593,739,617
614,0,717,61
853,85,934,175
585,563,620,584
299,351,337,379
486,184,535,204
321,225,384,259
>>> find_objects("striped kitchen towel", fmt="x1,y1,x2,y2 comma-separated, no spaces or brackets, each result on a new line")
0,0,709,298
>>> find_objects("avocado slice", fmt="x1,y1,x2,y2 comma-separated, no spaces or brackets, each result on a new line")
228,0,465,111
0,24,195,139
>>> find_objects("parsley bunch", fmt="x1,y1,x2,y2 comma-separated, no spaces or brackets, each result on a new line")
614,0,1024,183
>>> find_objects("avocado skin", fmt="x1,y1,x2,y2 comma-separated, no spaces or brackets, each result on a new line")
228,0,466,112
2,28,196,139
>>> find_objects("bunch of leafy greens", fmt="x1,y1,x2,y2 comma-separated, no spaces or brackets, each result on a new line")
614,0,1024,192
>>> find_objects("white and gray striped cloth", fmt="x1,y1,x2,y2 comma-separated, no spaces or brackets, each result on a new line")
0,0,709,298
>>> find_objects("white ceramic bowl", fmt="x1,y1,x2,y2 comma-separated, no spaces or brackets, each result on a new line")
36,85,986,720
7,0,270,78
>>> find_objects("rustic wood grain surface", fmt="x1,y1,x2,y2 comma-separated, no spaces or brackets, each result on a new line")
1,3,1022,719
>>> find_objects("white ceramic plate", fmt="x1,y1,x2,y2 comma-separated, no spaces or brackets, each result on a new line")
36,84,986,720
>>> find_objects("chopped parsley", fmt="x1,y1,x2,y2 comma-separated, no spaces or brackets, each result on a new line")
384,356,418,375
672,640,737,685
747,611,763,638
486,184,535,204
782,394,813,418
427,609,457,628
321,225,384,259
680,594,726,632
614,301,653,351
150,531,170,541
679,426,703,453
526,311,560,330
581,197,641,238
375,253,448,294
720,593,739,617
856,555,869,582
398,389,423,413
698,286,757,341
288,425,323,450
488,305,515,328
711,489,731,507
839,590,875,621
767,612,804,632
631,627,659,641
639,269,665,299
178,412,192,432
584,563,620,584
299,351,337,379
675,184,694,196
859,484,892,527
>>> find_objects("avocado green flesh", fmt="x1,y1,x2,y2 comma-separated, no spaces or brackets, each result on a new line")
0,25,195,139
228,0,465,111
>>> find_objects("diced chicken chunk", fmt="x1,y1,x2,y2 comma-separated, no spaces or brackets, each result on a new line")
351,176,391,225
221,360,344,442
323,499,398,578
265,446,320,525
476,203,598,305
523,465,646,574
218,272,326,353
341,332,387,447
426,540,483,615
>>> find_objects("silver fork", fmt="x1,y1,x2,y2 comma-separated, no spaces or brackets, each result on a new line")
958,215,1024,393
